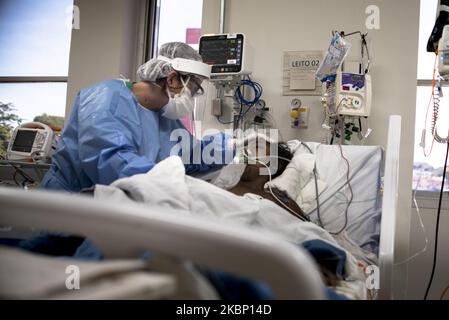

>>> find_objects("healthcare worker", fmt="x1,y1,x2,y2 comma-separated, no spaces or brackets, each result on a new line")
41,42,233,192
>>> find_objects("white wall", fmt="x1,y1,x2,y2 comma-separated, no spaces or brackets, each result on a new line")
202,0,420,299
65,0,141,118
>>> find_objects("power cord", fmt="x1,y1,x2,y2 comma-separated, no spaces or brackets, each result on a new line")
328,143,353,235
234,76,263,120
241,149,307,222
393,176,428,266
424,141,449,300
313,164,324,229
9,162,35,188
216,76,263,126
441,284,449,300
258,159,307,222
302,142,352,235
299,143,326,229
234,77,263,108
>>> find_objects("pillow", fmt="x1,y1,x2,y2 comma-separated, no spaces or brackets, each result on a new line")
265,152,327,213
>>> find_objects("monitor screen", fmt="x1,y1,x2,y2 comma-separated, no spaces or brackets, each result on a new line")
199,34,244,73
11,130,37,153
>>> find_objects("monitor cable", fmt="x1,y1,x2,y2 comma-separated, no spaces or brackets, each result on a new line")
424,141,449,300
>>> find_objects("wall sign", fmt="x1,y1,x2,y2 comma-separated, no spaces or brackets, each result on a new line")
283,51,323,96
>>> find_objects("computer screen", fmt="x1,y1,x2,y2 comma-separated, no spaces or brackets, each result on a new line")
199,34,244,74
11,130,37,153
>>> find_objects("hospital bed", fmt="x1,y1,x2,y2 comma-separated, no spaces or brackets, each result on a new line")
0,115,402,300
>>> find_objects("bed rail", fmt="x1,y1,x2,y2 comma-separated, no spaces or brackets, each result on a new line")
0,187,326,300
378,115,401,299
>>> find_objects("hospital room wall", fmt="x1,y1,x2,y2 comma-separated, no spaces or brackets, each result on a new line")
65,0,141,119
201,0,420,299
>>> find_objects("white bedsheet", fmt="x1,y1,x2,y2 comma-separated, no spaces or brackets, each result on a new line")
94,156,367,299
0,246,176,300
265,149,328,213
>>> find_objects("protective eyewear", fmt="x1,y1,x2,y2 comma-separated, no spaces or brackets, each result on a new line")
189,76,205,97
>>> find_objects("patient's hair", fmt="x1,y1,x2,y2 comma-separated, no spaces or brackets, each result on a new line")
271,142,293,179
242,141,293,181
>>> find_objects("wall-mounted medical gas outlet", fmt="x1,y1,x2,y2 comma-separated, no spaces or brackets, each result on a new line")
255,99,267,110
336,72,372,117
199,33,253,78
290,98,309,128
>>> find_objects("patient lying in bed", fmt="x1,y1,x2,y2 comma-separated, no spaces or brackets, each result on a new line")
17,135,371,299
94,151,368,299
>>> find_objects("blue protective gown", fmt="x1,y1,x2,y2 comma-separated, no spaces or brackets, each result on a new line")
41,80,232,192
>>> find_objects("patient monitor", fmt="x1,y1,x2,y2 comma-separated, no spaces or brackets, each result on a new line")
199,33,255,129
199,33,253,78
7,122,56,163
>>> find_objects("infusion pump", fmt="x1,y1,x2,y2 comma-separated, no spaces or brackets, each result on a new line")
7,122,57,163
336,72,372,117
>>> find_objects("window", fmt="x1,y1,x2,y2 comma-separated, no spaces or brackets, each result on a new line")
414,0,449,191
147,0,204,133
0,0,73,157
151,0,204,57
0,83,68,123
